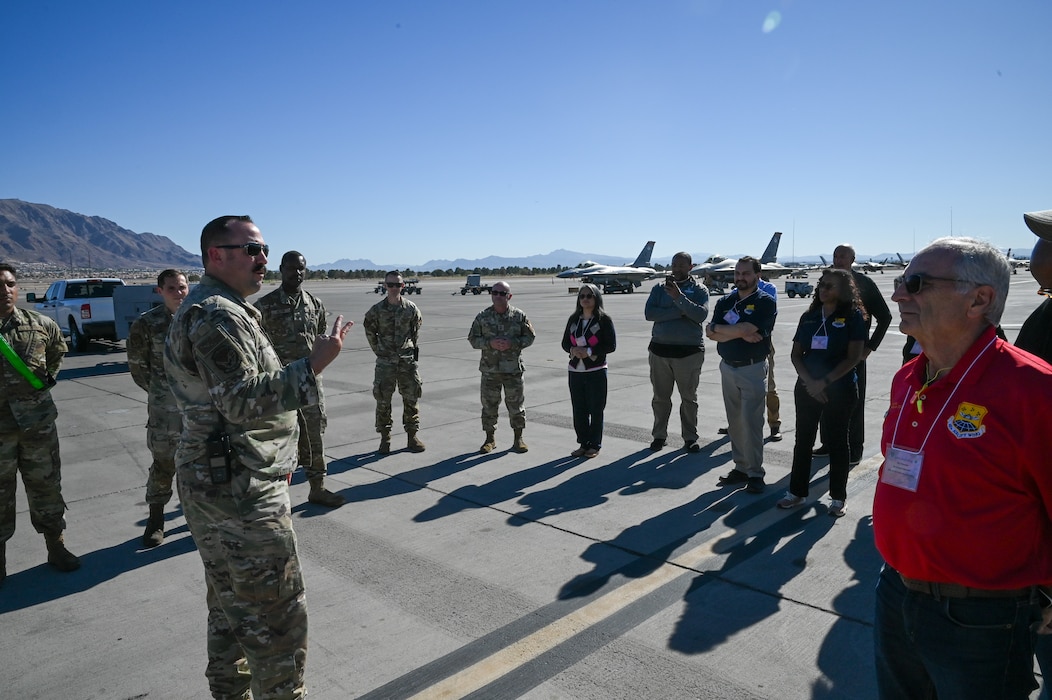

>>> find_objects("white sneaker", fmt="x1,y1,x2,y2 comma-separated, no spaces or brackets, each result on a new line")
777,492,805,509
828,499,847,518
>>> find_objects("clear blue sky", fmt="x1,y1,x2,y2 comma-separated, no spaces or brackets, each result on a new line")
3,1,1050,267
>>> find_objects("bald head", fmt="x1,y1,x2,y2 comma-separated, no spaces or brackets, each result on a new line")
1031,239,1052,290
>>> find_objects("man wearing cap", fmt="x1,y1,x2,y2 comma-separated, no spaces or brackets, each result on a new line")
813,243,892,464
873,236,1052,699
1014,209,1052,700
1016,210,1052,363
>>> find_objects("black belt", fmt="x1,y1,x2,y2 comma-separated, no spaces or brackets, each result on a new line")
724,357,765,368
896,570,1034,600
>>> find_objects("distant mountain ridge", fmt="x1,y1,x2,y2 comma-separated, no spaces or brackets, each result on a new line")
0,199,199,269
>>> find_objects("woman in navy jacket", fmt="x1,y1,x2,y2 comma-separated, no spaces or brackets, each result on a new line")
561,283,616,457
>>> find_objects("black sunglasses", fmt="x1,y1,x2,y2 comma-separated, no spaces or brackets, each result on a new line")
894,273,974,295
215,242,270,257
490,290,509,297
578,293,595,299
385,282,402,288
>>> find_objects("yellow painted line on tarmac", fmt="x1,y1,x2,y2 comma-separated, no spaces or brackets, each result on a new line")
409,537,722,700
410,454,885,700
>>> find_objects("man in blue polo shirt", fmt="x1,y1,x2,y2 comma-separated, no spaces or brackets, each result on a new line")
706,256,777,493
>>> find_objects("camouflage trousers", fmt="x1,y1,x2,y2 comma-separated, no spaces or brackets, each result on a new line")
480,371,526,432
145,428,178,505
0,422,67,543
373,358,422,432
177,460,307,700
296,385,327,480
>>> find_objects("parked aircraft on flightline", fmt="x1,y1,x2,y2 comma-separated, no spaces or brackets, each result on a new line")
1005,249,1030,273
818,253,909,274
691,232,794,287
556,240,657,293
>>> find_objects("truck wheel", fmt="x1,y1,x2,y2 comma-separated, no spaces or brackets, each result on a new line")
69,319,89,352
787,291,796,298
461,289,467,295
473,288,481,294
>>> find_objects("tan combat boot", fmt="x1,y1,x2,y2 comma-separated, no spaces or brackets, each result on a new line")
142,503,165,548
479,431,496,454
512,429,528,453
378,430,392,455
45,532,81,572
407,431,426,453
308,478,345,508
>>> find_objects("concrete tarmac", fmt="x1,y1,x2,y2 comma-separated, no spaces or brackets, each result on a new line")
1,271,1046,699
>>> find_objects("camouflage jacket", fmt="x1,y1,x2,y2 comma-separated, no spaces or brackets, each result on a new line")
126,304,181,433
0,308,65,432
164,274,320,476
254,286,327,365
363,296,422,363
467,305,536,374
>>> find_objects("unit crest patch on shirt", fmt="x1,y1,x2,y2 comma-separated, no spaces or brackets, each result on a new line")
947,401,987,439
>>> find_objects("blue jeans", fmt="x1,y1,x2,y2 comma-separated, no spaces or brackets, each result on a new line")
874,565,1040,700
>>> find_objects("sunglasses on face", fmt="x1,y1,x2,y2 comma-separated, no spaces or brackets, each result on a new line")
490,290,509,297
215,242,270,257
894,273,973,294
385,282,402,288
578,293,595,299
818,282,837,291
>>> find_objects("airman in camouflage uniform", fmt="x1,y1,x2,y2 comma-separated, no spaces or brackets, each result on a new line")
467,280,535,453
363,271,425,454
255,251,343,508
126,268,188,548
164,216,352,700
0,263,79,586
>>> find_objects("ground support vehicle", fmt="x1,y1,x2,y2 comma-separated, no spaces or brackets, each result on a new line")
784,280,814,298
112,285,164,340
460,274,491,295
26,278,126,351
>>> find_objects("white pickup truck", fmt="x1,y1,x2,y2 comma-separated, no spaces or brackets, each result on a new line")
26,278,126,351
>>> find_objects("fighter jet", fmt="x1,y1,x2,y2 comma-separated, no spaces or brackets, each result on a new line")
556,241,657,293
1005,249,1030,274
692,232,793,285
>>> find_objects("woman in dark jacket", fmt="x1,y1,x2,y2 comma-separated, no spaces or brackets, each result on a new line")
561,283,616,457
778,268,866,517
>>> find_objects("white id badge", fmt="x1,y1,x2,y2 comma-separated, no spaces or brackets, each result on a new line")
881,446,924,492
724,310,740,324
811,336,829,350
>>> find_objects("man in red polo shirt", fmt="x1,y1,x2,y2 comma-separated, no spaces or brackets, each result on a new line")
873,236,1052,699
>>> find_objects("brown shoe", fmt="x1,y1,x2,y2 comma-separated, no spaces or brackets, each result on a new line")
45,533,81,572
308,478,345,508
407,431,426,453
479,432,496,453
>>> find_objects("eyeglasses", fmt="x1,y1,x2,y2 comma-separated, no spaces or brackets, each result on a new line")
385,282,402,288
490,290,509,297
818,283,837,291
215,242,270,257
578,293,595,299
894,273,975,294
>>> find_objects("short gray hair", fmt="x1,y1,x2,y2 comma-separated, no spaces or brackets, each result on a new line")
924,237,1010,325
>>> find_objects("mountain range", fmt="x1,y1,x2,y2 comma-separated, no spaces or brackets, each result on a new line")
0,199,199,270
